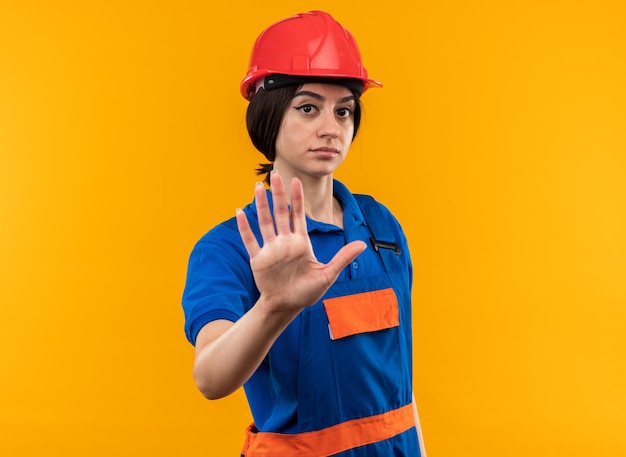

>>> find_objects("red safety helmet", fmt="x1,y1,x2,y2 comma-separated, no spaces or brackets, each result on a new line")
240,10,382,100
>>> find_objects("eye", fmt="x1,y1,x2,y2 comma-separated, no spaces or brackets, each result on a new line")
336,107,353,118
295,104,317,114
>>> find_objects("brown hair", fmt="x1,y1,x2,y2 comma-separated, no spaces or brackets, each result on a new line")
246,82,363,184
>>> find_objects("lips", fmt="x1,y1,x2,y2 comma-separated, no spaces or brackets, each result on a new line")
310,147,340,160
311,147,340,153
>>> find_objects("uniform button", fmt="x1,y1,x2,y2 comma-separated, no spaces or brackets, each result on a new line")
352,261,359,269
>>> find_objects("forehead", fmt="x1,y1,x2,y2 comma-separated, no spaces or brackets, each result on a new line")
295,83,354,99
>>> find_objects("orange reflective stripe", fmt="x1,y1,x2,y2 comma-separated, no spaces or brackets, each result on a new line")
323,288,399,340
241,403,414,457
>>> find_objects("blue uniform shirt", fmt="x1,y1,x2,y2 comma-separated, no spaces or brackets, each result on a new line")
183,180,412,345
182,180,417,454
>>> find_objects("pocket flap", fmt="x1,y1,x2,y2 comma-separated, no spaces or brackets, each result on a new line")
323,288,399,340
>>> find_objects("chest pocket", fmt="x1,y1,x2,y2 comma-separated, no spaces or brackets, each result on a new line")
323,288,399,340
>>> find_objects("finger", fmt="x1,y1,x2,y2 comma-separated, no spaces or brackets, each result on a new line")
254,181,276,243
270,171,291,235
324,240,367,281
235,208,261,258
289,177,307,234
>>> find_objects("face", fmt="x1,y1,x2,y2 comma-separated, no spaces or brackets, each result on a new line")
274,83,356,180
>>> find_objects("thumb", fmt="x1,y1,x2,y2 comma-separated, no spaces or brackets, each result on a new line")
324,240,367,280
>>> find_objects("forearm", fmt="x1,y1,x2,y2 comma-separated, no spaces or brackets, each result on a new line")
193,296,300,400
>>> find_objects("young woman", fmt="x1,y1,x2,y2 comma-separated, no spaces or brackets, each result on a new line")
182,10,426,456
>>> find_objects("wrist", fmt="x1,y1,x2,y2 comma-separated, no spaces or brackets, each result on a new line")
255,294,302,323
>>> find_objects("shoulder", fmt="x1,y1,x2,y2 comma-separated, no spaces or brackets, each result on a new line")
334,180,398,220
188,214,250,277
353,193,404,231
190,218,242,264
195,216,239,247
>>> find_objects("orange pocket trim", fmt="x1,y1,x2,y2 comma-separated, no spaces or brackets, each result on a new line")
241,403,414,457
323,288,399,340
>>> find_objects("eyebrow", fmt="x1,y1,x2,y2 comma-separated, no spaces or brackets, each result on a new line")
293,90,355,104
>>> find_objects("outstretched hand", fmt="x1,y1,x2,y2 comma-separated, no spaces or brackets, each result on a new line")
236,172,366,314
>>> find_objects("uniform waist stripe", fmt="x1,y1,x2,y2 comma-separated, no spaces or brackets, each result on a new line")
242,403,415,457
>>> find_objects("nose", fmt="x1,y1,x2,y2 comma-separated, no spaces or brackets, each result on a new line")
318,110,340,139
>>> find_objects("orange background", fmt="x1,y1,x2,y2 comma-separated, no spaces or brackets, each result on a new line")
1,1,625,456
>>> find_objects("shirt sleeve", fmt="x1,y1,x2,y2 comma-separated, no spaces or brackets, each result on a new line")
181,218,257,346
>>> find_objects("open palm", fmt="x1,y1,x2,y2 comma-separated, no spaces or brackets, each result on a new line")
236,173,366,313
